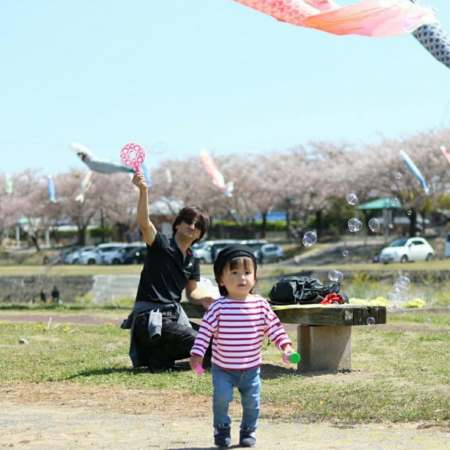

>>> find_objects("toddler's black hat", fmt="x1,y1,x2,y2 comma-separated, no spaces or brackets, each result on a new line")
213,244,257,284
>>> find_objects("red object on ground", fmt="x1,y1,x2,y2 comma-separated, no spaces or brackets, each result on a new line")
320,293,345,305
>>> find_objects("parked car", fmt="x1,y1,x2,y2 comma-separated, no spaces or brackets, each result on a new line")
64,246,96,264
192,240,214,263
193,240,238,263
210,240,240,262
379,237,434,264
120,245,147,264
239,239,268,259
75,243,125,265
100,243,134,264
76,247,103,265
257,243,284,263
445,233,450,258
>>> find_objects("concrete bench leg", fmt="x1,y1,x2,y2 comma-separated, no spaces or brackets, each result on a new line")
297,325,352,373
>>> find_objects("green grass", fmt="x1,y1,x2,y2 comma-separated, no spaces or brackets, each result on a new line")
0,258,449,277
0,265,143,276
0,310,448,426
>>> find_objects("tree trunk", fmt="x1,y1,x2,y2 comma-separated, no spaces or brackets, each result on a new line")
421,209,426,235
30,233,40,252
207,215,214,239
285,209,291,238
260,211,267,239
315,210,323,240
408,208,417,237
115,223,129,242
77,226,87,245
100,209,106,243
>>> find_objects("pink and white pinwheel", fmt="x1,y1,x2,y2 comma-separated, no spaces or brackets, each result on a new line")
233,0,435,37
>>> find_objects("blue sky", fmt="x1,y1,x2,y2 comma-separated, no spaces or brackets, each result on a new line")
1,0,449,175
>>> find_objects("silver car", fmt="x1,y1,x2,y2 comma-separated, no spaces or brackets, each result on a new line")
257,244,284,263
64,246,96,264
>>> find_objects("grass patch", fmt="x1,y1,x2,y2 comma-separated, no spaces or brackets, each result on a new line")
0,259,449,278
1,311,448,425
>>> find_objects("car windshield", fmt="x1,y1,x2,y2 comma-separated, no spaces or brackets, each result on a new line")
214,244,228,250
246,243,265,249
389,239,408,247
128,247,144,254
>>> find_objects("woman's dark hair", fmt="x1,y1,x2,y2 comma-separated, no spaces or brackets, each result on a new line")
216,256,257,296
172,206,209,244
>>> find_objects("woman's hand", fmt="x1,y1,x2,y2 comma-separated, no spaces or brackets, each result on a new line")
132,173,148,191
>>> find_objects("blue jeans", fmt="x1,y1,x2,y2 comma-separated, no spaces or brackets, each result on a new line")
212,364,261,431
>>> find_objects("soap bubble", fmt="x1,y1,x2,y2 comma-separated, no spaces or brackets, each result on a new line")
394,172,402,180
348,218,363,233
346,192,358,206
406,209,413,216
328,270,343,283
396,275,411,289
389,275,411,307
388,290,403,309
342,249,349,258
302,231,317,247
368,218,381,233
366,317,376,326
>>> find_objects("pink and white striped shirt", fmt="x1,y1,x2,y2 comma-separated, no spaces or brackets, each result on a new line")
191,295,291,371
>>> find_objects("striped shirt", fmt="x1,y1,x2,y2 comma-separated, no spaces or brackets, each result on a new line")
191,295,291,370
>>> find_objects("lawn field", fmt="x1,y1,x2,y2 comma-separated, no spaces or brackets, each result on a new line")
0,308,448,426
0,258,449,277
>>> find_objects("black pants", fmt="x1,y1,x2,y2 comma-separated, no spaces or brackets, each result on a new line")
134,313,210,370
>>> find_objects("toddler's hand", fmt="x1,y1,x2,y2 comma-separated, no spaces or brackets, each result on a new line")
283,344,293,356
200,296,215,310
282,345,301,364
189,355,204,375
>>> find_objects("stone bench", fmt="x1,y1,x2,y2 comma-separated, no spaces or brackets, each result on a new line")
181,302,387,373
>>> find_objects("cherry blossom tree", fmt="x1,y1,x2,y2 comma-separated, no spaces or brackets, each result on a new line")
53,170,102,245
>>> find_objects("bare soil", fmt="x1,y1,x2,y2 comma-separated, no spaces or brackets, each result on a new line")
1,383,449,450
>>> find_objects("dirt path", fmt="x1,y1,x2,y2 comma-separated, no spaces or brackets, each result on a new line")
1,383,449,450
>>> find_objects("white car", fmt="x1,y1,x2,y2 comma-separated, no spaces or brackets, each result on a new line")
257,244,284,263
379,237,434,264
77,248,103,265
192,240,214,263
100,243,132,264
193,240,238,264
239,240,268,260
65,246,96,264
78,243,126,265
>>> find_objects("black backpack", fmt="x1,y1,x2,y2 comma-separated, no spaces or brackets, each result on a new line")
268,276,341,305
